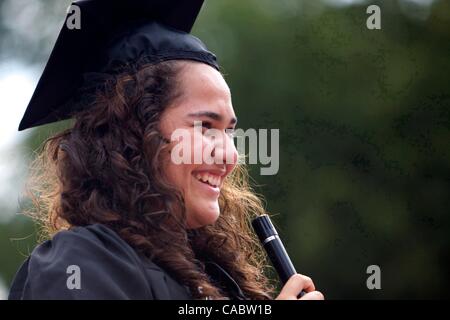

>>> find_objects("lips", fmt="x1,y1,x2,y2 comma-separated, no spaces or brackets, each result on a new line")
191,170,225,198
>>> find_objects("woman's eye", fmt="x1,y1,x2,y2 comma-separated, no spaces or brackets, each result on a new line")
192,121,211,133
201,121,212,129
193,121,235,138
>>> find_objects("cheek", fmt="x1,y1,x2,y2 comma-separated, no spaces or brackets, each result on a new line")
174,128,206,164
163,159,191,191
193,133,239,165
193,136,206,161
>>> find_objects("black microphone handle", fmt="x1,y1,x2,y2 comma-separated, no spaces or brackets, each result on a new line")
252,214,306,298
263,235,297,284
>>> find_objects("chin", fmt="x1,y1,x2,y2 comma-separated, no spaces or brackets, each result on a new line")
187,204,220,229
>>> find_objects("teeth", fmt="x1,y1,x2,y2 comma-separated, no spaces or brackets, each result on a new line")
194,173,220,187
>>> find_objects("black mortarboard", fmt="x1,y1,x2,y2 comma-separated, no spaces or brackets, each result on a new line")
18,0,219,131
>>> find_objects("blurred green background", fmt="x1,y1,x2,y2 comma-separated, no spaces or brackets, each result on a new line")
0,0,449,299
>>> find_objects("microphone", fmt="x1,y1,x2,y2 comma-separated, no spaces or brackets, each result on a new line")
252,214,306,298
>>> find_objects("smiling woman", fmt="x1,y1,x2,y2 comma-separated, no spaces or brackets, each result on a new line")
8,0,323,301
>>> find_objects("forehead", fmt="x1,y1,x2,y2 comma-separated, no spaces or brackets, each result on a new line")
167,62,235,118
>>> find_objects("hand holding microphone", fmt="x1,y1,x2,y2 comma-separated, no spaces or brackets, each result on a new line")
252,214,324,300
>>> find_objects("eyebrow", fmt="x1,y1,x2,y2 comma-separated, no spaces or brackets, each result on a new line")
187,111,237,125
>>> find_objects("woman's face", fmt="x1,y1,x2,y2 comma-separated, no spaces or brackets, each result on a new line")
159,62,238,229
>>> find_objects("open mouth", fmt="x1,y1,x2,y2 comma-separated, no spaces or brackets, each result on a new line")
193,172,221,188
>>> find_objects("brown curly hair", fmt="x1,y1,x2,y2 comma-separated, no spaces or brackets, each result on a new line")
24,59,275,299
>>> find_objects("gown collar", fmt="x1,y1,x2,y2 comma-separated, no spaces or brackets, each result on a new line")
204,261,247,300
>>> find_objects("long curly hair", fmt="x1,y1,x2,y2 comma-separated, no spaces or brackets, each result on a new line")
24,59,275,299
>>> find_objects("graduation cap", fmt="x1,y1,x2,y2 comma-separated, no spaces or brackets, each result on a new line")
18,0,219,131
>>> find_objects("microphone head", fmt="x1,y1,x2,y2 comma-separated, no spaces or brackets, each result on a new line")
251,214,278,244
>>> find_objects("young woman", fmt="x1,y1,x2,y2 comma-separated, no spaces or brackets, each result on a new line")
9,0,324,300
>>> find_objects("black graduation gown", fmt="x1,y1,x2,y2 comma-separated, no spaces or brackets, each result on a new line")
8,223,247,300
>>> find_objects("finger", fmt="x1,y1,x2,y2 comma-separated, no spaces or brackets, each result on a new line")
299,291,325,300
278,274,316,298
